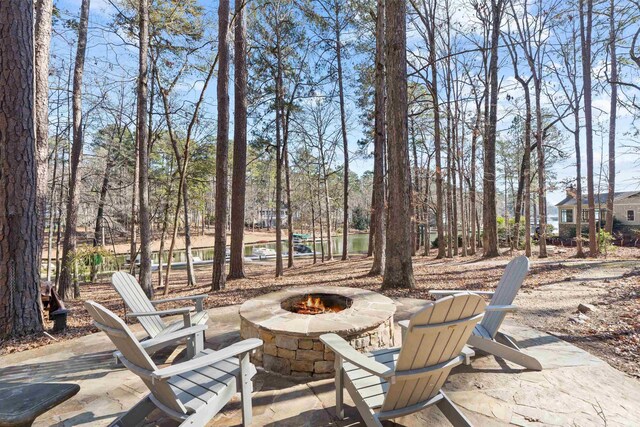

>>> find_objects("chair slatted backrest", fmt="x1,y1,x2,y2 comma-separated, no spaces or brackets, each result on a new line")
381,293,485,413
84,300,187,415
112,272,165,338
481,256,529,338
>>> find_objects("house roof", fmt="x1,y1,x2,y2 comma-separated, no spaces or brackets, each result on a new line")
556,191,640,206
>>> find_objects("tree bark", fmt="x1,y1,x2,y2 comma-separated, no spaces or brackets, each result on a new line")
0,0,45,338
482,0,502,258
137,0,153,297
59,0,91,299
212,0,231,290
382,0,415,289
580,0,597,255
35,0,54,266
369,0,386,275
605,0,617,234
425,0,446,260
335,4,350,261
129,139,139,274
229,0,248,279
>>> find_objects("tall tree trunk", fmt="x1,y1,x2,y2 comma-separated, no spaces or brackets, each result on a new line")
368,189,375,257
382,0,415,289
482,0,502,258
35,0,54,265
469,105,480,255
369,0,386,275
137,0,152,297
229,0,248,279
534,81,547,258
423,155,432,256
311,201,317,264
47,83,64,282
274,39,285,277
457,119,468,256
427,4,446,259
212,0,231,290
91,130,116,282
129,141,139,274
163,184,182,293
182,185,196,286
411,119,420,254
336,6,350,261
605,0,617,234
59,0,90,300
55,144,67,288
580,0,597,255
285,144,295,267
317,181,325,261
0,0,44,338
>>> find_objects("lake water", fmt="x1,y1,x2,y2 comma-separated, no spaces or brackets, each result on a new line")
120,233,373,265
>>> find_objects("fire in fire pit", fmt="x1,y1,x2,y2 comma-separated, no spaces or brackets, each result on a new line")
282,293,352,315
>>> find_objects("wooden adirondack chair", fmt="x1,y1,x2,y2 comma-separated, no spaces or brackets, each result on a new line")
112,271,209,357
425,255,542,371
84,300,262,426
321,293,486,427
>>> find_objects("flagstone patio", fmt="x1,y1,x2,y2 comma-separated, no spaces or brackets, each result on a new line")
1,297,639,426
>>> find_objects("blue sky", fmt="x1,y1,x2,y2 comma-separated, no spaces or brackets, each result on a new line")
53,0,639,208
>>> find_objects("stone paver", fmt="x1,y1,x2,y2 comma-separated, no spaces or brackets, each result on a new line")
0,297,638,426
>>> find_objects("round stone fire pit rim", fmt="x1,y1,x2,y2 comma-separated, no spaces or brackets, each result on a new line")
239,286,396,337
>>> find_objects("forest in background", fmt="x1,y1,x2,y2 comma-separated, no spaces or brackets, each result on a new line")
1,0,639,338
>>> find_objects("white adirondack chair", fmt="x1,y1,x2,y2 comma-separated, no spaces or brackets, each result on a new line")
84,300,262,426
321,293,486,427
424,255,542,371
112,271,209,357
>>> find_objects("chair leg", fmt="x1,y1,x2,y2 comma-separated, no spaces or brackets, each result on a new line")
187,331,204,359
239,352,253,426
469,335,542,371
109,394,156,427
334,356,344,419
436,392,472,427
495,332,520,351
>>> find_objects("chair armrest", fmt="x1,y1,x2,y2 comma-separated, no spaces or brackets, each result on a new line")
429,290,495,299
152,338,263,380
127,307,194,317
151,295,207,311
320,333,395,380
399,319,410,342
485,304,517,312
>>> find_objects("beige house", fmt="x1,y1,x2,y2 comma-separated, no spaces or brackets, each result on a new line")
556,190,640,238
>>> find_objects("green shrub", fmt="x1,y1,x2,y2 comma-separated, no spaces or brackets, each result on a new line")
597,230,615,256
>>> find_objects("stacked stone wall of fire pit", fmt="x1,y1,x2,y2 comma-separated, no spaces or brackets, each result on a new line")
239,286,396,378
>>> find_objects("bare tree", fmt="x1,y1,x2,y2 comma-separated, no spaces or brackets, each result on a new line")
212,0,231,291
369,0,386,275
59,0,91,299
579,0,597,255
482,0,503,258
229,0,248,279
137,0,153,297
604,0,617,234
35,0,54,261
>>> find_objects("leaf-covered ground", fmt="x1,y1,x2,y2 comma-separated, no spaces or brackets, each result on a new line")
3,246,639,379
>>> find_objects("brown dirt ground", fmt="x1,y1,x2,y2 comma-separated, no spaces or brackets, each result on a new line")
3,246,639,379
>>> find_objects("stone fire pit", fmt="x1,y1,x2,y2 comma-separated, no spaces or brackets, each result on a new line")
239,286,396,378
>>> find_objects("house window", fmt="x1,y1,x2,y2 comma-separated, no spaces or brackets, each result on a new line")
561,209,574,223
628,210,635,222
581,209,605,221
